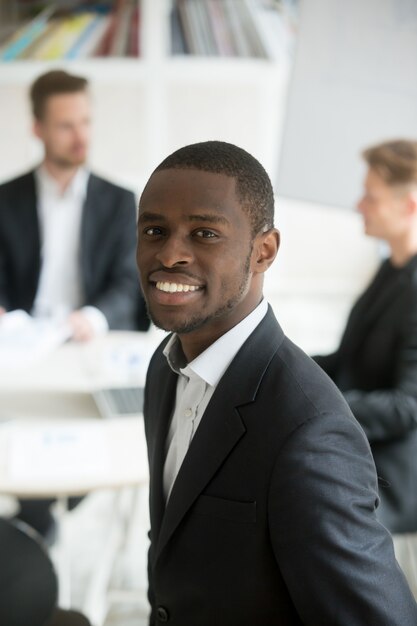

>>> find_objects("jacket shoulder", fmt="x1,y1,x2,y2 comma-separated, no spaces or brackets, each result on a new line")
0,171,35,196
269,335,357,430
88,173,135,199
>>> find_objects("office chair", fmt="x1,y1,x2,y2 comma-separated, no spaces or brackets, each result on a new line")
0,518,90,626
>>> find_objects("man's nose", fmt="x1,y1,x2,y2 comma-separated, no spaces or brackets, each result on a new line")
155,235,193,267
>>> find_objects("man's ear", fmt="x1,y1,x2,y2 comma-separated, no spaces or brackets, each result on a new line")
251,228,280,274
407,191,417,216
32,119,42,140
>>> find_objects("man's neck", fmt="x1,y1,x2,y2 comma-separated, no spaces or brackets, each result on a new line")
389,231,417,267
42,160,80,193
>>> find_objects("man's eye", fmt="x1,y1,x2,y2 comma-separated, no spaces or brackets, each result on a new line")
144,227,163,236
195,229,217,239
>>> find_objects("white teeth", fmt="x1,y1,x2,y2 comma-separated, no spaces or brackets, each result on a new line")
156,281,200,293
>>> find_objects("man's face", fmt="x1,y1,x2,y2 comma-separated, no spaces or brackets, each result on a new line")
34,91,91,168
137,169,266,347
357,168,410,241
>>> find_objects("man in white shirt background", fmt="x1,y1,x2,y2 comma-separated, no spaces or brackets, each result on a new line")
0,69,148,539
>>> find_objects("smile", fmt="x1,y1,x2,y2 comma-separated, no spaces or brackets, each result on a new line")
156,281,202,293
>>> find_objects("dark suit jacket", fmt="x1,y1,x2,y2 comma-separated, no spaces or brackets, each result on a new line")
144,306,417,625
315,256,417,533
0,170,149,330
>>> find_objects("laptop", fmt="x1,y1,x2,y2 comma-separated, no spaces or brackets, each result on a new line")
92,386,144,419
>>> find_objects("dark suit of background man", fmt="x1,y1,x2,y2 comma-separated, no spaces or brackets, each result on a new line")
0,69,148,540
136,140,417,625
314,139,417,595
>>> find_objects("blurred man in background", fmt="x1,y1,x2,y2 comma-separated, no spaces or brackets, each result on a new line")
0,69,148,540
0,68,148,339
314,139,417,594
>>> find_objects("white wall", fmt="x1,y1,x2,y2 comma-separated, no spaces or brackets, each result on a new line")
264,197,380,355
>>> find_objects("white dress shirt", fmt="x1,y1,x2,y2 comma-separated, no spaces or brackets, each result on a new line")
162,299,268,501
32,166,108,333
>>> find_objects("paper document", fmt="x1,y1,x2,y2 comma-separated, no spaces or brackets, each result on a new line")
8,421,109,482
0,310,72,370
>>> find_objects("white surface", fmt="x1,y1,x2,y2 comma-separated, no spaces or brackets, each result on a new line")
0,415,148,497
0,309,71,370
8,419,109,482
0,329,162,392
264,196,380,355
278,0,417,207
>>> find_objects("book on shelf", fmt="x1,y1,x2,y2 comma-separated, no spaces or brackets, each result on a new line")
108,0,135,56
206,0,237,57
18,20,59,60
27,12,98,60
94,10,119,56
223,0,253,58
128,3,141,57
171,5,190,55
0,1,141,61
94,0,140,58
0,5,55,61
172,0,269,59
188,0,217,56
65,13,111,59
176,0,200,56
230,0,268,59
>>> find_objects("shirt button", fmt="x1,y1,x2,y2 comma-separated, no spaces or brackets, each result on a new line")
184,408,193,417
157,606,169,622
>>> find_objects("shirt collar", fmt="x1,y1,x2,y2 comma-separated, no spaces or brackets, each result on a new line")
35,165,89,201
163,299,268,387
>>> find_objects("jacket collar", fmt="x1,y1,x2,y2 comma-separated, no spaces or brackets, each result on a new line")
153,305,284,563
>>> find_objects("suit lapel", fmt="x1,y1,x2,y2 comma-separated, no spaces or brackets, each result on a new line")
148,361,178,543
20,172,41,307
154,307,284,563
80,173,96,291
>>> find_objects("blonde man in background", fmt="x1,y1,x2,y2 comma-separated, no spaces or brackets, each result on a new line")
314,139,417,595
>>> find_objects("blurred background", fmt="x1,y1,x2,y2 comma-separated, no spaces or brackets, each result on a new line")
2,0,416,354
1,0,417,623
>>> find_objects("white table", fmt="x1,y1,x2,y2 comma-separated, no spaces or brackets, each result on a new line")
0,328,161,393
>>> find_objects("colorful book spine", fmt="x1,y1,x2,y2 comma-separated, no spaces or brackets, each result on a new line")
95,11,118,56
109,0,134,56
0,5,55,61
65,14,109,59
31,13,97,60
128,3,140,57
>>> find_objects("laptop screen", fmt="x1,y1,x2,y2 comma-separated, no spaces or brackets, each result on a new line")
93,387,144,418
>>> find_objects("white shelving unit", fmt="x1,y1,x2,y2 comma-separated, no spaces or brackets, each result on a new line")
0,0,293,194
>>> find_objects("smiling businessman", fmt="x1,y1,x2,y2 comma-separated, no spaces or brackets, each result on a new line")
137,141,417,626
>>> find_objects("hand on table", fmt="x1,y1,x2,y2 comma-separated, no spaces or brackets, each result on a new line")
68,310,95,342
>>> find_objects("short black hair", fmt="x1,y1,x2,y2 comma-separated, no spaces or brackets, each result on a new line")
30,69,89,120
153,140,275,237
